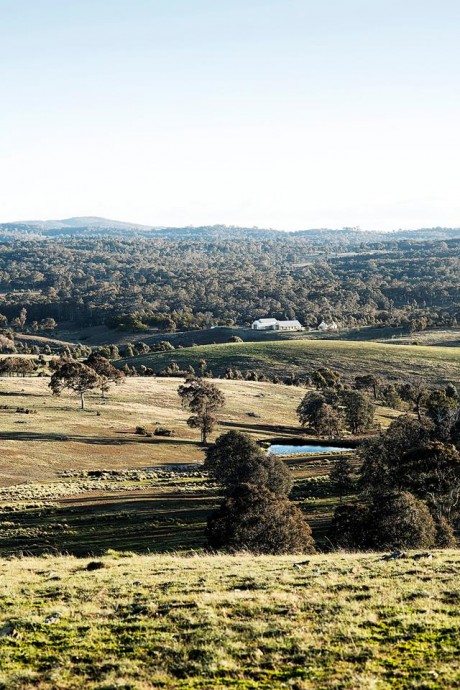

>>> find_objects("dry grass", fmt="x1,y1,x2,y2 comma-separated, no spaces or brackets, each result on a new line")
0,377,305,485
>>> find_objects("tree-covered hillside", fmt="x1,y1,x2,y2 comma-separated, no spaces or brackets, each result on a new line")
0,230,459,333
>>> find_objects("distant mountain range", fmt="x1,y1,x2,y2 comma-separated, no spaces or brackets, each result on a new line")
5,216,154,232
1,217,460,243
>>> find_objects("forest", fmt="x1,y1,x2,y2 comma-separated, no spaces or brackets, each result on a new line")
0,229,459,334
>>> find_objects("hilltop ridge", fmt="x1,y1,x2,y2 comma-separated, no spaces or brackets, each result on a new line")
2,217,460,241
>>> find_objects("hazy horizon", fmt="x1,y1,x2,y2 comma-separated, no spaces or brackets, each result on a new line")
4,214,460,234
2,0,460,231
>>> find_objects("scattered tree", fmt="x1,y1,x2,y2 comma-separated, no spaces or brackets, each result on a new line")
355,374,381,399
206,483,316,555
204,431,292,496
329,455,355,502
311,367,341,390
329,502,370,550
426,390,459,440
342,390,374,435
397,381,429,422
393,442,460,523
83,352,124,398
330,492,437,550
49,361,102,409
369,491,437,550
178,379,225,444
359,415,433,497
297,391,328,434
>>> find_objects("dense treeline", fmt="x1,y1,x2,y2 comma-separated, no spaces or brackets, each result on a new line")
0,234,459,331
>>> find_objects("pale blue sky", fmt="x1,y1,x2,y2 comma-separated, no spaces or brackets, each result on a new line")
1,0,460,229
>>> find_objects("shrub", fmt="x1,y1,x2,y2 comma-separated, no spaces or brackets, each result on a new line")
435,517,457,547
206,484,316,554
370,492,437,550
329,503,371,550
152,341,175,352
154,427,175,437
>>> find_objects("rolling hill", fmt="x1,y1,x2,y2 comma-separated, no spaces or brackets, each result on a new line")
118,339,460,386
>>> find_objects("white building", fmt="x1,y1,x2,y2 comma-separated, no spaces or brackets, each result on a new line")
275,320,304,331
251,318,303,331
251,318,278,330
318,320,339,332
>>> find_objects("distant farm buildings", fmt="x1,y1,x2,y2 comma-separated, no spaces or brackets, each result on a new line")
251,318,304,331
318,320,339,332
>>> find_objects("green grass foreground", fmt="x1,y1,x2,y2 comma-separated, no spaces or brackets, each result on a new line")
120,339,460,385
0,551,459,689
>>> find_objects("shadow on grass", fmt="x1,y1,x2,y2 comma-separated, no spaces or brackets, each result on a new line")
220,420,305,434
0,431,202,446
0,491,219,557
0,390,49,397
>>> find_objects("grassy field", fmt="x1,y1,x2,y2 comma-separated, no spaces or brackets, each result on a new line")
119,339,460,386
0,371,458,690
0,550,459,689
0,375,399,557
0,377,309,485
0,375,398,485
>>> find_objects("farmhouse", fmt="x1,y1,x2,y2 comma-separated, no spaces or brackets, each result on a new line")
251,318,304,331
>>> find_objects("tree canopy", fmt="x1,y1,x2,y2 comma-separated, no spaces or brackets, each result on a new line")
177,379,225,444
49,361,101,409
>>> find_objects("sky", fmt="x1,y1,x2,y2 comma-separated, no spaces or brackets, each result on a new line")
1,0,460,231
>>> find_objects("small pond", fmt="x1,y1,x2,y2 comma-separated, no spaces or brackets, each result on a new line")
268,444,351,456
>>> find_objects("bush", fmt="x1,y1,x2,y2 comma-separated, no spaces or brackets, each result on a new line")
154,427,175,437
370,492,437,550
206,484,316,554
329,503,371,550
152,341,175,352
204,431,292,495
330,492,439,551
435,517,457,547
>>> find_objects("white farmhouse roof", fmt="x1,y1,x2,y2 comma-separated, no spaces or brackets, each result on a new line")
277,320,302,327
255,318,278,324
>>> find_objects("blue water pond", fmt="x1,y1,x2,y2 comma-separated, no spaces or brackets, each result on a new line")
268,444,350,456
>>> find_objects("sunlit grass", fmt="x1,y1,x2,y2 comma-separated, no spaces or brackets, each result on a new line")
120,338,460,385
0,550,458,689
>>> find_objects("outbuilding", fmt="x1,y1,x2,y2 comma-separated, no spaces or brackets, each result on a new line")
251,318,303,331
